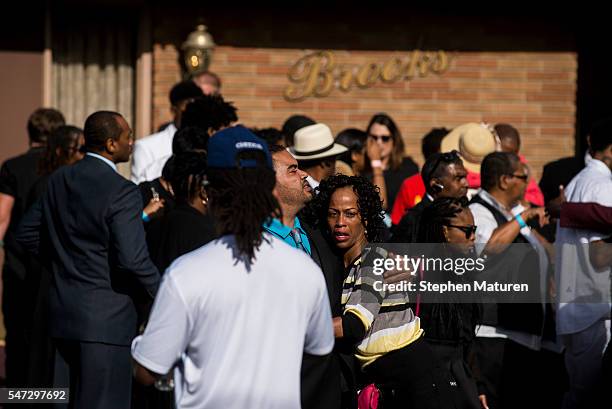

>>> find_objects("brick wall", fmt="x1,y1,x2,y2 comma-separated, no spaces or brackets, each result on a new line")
152,44,577,180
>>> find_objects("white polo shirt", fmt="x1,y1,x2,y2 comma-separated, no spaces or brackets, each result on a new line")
132,234,334,409
131,123,177,183
555,158,612,336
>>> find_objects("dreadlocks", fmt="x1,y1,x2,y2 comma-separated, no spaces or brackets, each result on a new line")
168,151,207,204
416,196,469,243
206,151,280,266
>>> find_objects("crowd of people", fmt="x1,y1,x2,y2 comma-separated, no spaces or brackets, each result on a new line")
0,72,610,409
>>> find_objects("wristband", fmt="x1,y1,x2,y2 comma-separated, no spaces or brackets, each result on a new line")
0,239,3,247
371,159,383,169
515,213,527,229
142,211,150,222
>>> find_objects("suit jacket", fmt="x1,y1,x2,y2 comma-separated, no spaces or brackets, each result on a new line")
16,155,160,346
301,221,344,317
299,220,346,409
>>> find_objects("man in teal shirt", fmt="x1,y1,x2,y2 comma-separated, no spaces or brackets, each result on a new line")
265,143,343,409
264,145,313,254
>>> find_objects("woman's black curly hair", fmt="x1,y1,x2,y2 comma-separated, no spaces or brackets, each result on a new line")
303,174,385,243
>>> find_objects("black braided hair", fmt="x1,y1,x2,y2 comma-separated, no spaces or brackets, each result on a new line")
167,152,207,204
206,151,281,266
303,174,385,243
415,196,481,343
416,196,469,243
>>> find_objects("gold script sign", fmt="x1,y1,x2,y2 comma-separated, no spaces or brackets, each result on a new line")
284,50,450,102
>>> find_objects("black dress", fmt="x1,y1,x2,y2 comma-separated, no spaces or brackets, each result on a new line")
0,147,45,387
365,157,419,210
146,203,216,274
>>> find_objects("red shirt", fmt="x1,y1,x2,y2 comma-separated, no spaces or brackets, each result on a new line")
391,174,426,225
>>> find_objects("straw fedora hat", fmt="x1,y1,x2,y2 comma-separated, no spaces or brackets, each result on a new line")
289,123,348,160
440,123,498,173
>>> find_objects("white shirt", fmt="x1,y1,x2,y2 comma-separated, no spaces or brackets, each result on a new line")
555,158,612,336
130,123,177,183
469,189,548,350
132,234,334,409
306,175,319,192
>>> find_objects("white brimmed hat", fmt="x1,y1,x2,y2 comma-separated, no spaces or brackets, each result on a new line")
289,123,348,160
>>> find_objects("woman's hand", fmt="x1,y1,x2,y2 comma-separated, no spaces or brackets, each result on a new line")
366,136,382,162
143,198,165,219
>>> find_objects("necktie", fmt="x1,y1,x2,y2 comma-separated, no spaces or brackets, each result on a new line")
291,228,303,248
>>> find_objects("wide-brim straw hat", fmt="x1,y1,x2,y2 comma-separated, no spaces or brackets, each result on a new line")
289,123,348,160
440,123,498,173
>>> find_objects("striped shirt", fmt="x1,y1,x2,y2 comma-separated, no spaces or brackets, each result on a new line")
342,246,423,368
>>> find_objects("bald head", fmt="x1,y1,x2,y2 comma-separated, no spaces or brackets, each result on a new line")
495,123,521,155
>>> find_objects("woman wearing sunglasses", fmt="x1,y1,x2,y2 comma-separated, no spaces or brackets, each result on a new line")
305,174,451,409
416,197,482,409
365,113,419,212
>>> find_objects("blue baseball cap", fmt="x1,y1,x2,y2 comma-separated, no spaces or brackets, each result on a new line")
207,125,273,169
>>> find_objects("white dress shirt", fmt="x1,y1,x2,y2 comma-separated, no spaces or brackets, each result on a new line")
130,123,177,184
555,158,612,336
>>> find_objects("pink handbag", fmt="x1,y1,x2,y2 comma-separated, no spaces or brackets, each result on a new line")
358,383,380,409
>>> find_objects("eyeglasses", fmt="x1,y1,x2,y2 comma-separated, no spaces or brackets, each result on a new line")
508,173,528,181
368,134,392,143
427,150,461,179
446,224,477,239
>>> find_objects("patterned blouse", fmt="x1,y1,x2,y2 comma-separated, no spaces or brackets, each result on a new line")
341,246,423,368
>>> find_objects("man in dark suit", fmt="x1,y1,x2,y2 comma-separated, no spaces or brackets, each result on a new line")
16,111,160,409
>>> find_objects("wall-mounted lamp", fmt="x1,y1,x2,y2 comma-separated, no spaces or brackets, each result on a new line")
181,24,216,74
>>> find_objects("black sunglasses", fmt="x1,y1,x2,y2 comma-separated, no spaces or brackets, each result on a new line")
508,173,528,181
428,150,461,179
368,134,392,143
447,224,477,239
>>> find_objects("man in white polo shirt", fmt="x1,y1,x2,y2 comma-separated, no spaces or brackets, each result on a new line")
131,126,334,409
555,118,612,409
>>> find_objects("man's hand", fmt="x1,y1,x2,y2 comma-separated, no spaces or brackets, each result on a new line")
521,207,549,228
479,394,489,409
546,185,566,219
333,317,343,338
382,253,416,284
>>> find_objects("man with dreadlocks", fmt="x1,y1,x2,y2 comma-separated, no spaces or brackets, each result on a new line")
132,126,334,409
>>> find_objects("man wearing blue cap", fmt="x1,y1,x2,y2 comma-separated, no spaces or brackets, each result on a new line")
132,126,334,409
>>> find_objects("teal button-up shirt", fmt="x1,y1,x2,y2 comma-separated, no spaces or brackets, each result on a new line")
263,217,311,255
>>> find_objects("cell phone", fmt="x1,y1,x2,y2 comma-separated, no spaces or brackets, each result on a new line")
150,186,160,202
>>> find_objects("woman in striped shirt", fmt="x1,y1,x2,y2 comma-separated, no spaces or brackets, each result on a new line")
306,174,452,409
